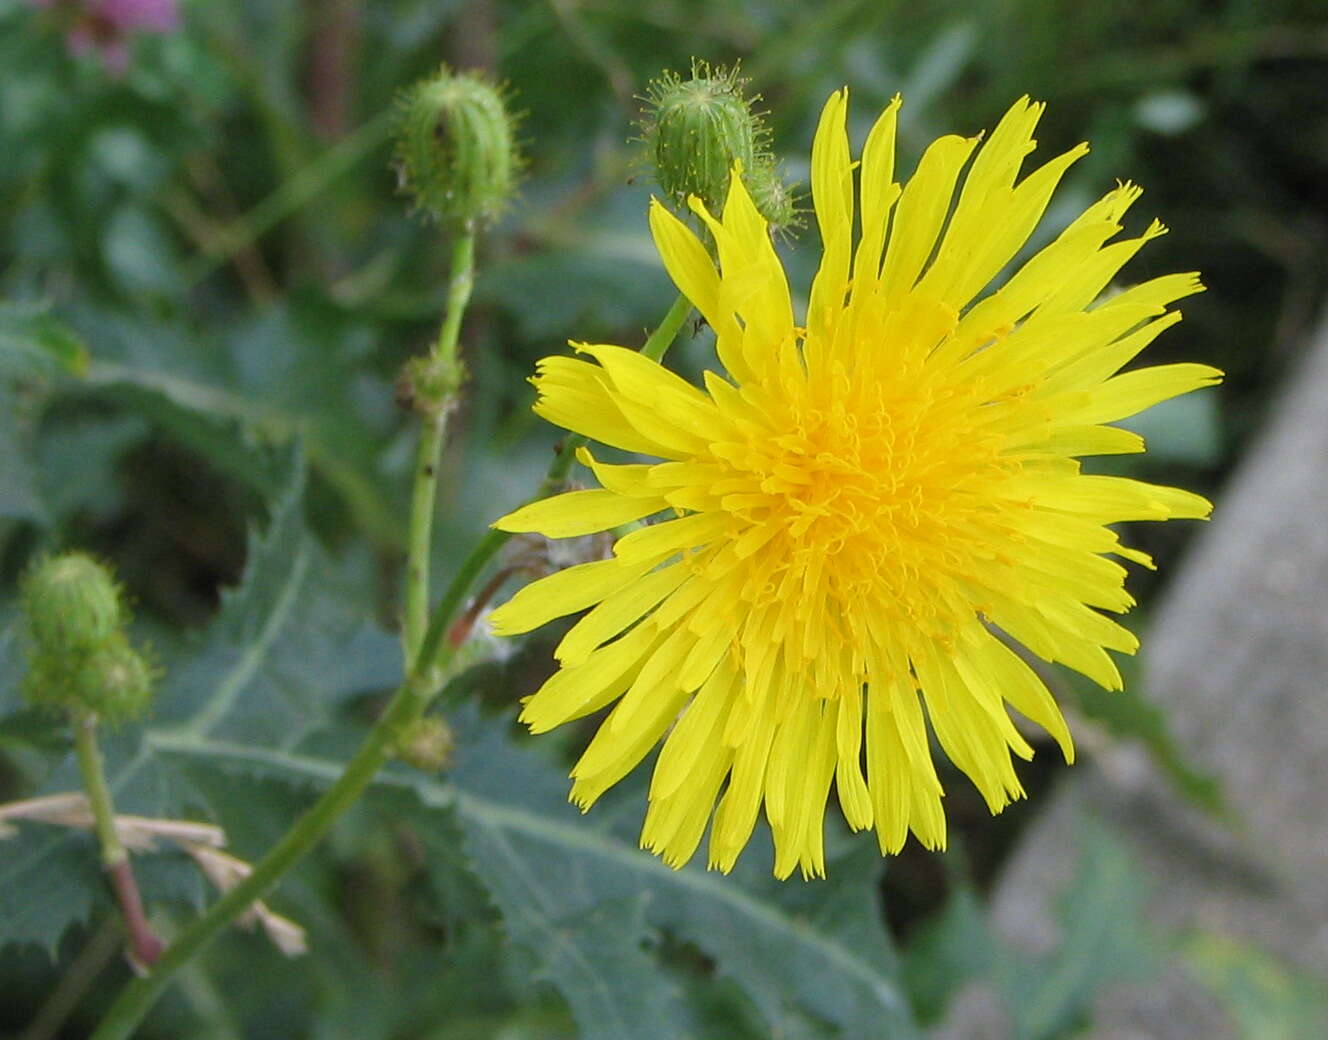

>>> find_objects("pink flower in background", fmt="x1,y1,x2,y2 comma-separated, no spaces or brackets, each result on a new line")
31,0,181,73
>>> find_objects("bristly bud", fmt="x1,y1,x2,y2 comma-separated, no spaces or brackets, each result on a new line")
394,716,455,773
20,552,155,723
24,634,155,724
745,162,803,235
394,66,520,228
21,553,123,658
395,351,467,418
640,60,797,231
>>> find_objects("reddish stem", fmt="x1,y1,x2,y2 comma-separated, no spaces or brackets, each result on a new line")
107,861,164,971
446,565,529,648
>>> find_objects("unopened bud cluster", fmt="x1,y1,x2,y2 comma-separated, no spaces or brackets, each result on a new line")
20,553,153,722
394,66,520,228
641,62,797,230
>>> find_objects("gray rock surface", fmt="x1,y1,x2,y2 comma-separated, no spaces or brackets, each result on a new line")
939,321,1328,1037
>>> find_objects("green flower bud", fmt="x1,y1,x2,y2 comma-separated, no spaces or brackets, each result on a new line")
745,162,803,235
394,66,520,228
395,352,466,418
394,716,454,773
24,634,154,724
21,552,123,657
641,61,797,231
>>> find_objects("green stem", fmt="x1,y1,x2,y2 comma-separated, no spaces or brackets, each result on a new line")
404,231,477,662
89,671,441,1040
641,291,694,362
74,718,125,869
412,291,692,675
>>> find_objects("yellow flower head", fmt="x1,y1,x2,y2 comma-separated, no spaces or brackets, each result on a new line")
492,92,1221,879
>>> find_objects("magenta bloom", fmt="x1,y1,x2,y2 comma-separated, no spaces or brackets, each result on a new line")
31,0,181,73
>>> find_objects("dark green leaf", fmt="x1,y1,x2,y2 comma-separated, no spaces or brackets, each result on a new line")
78,300,403,544
0,303,89,380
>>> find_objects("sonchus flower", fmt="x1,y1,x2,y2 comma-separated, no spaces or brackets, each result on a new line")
492,92,1220,879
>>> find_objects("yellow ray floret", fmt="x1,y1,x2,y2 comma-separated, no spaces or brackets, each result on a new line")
492,90,1221,879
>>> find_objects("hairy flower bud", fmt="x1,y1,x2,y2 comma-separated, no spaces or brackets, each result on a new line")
21,552,122,657
395,352,466,418
745,162,802,235
20,552,154,722
25,634,154,723
394,66,519,228
394,715,455,773
641,61,796,230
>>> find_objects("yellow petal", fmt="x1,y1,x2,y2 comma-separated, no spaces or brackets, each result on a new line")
494,488,666,538
489,556,655,636
1057,362,1223,425
531,355,678,457
519,622,660,733
808,88,854,343
613,510,731,563
852,94,902,288
555,563,692,667
879,133,979,300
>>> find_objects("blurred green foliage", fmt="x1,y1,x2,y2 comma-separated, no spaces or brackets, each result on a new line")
2,0,1326,1035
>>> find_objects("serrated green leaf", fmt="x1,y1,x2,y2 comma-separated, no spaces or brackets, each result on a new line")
0,825,103,959
144,708,919,1040
0,453,402,956
77,300,403,544
34,413,148,518
497,890,693,1040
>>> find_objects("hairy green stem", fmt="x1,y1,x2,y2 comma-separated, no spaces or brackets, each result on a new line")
404,232,476,662
74,719,126,869
412,291,692,674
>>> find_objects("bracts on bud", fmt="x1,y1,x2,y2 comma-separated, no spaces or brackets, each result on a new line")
20,553,154,724
393,65,521,229
640,61,798,232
